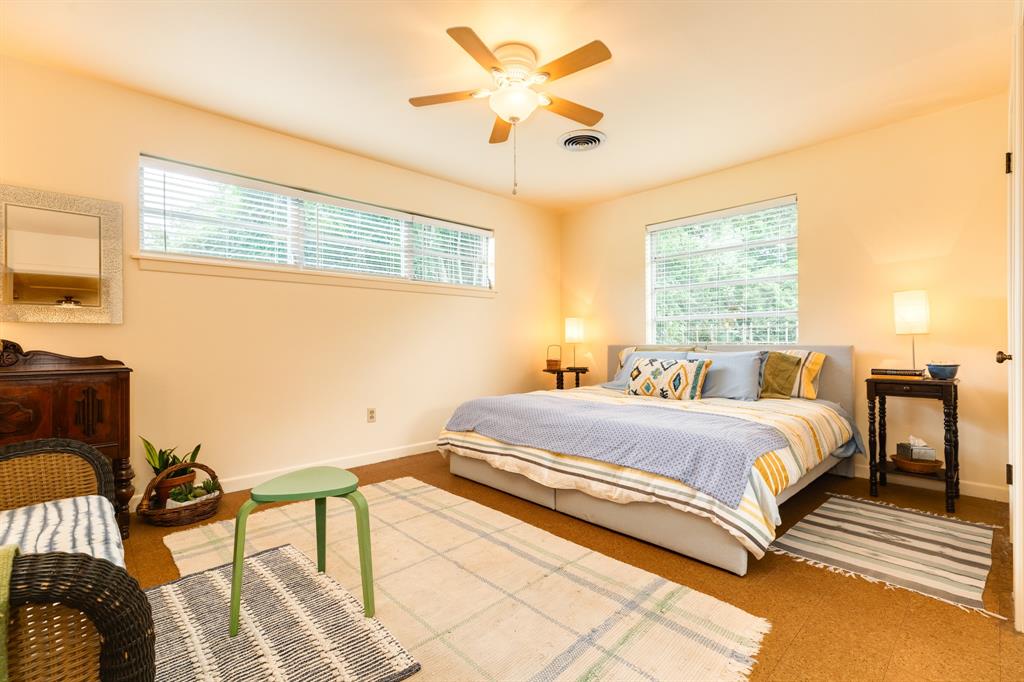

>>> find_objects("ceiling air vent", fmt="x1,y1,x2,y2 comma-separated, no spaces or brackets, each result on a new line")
559,129,606,151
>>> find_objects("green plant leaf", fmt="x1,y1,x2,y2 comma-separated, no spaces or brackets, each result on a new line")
187,443,201,464
168,482,194,503
141,436,162,474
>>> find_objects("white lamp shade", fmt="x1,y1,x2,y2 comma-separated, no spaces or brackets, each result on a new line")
564,317,585,343
893,290,930,335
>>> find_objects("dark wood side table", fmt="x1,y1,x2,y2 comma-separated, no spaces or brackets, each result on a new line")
543,367,589,389
866,376,959,512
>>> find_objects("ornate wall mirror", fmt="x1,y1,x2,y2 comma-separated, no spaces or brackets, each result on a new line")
1,184,123,323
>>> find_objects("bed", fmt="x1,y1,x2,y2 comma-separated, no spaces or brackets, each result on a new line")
438,344,858,576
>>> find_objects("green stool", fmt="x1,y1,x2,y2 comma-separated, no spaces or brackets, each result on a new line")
228,466,374,636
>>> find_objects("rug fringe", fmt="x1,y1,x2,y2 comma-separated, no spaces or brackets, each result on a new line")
767,547,1007,620
724,617,772,682
824,492,1001,529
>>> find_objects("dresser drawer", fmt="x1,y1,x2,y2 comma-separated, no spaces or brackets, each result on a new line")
876,382,944,399
0,381,56,443
61,376,120,443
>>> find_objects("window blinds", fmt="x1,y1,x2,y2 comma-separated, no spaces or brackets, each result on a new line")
646,196,798,344
139,156,494,289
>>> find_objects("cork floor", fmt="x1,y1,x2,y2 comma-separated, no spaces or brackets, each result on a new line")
125,452,1024,681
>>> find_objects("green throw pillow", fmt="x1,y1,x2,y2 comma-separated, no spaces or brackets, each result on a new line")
760,352,802,399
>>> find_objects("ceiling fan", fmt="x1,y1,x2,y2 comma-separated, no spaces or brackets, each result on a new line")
410,27,611,144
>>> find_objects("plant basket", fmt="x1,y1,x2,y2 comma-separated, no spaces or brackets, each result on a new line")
546,344,562,370
137,461,222,527
153,469,196,506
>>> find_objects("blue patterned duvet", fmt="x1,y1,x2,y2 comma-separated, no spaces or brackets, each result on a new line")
445,392,789,509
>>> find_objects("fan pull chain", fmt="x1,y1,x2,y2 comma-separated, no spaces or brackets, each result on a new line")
512,122,518,196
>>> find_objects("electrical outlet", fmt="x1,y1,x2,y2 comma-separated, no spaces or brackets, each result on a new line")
367,408,376,423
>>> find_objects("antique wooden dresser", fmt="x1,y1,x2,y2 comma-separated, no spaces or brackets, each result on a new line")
0,339,134,537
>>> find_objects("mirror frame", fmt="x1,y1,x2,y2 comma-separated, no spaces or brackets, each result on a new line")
0,184,123,324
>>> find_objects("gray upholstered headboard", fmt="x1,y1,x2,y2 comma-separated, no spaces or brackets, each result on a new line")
607,344,855,415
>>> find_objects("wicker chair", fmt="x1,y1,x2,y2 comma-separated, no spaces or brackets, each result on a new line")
1,439,155,682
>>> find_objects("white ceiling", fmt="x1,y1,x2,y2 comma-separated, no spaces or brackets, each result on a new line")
0,1,1015,209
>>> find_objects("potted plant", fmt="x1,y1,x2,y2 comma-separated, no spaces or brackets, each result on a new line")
165,478,222,509
141,437,202,506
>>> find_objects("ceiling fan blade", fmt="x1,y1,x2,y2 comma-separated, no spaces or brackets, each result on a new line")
447,26,503,73
409,90,478,107
489,117,511,144
544,95,604,126
536,40,611,82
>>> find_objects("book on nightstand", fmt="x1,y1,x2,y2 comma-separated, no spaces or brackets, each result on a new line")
871,368,927,377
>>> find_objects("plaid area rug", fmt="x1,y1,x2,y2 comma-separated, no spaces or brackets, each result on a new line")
165,477,771,681
146,545,420,681
769,493,1003,618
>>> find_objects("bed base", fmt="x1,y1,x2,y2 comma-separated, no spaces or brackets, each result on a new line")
449,452,853,576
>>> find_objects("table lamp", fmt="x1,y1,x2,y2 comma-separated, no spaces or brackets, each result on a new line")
893,290,929,369
564,317,585,369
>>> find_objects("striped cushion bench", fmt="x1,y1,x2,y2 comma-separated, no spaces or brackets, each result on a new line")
0,494,125,568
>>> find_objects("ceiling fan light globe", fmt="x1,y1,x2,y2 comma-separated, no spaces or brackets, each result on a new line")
489,84,540,124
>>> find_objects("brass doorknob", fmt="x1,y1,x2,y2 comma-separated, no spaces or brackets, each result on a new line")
997,351,1013,363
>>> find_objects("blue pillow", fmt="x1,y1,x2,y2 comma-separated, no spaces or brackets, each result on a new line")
687,351,767,401
603,351,690,391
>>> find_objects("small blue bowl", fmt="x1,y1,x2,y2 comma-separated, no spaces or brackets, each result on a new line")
926,363,959,380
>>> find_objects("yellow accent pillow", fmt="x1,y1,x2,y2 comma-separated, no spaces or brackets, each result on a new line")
780,350,827,399
759,352,802,399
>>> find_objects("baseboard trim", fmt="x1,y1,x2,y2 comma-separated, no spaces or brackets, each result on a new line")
130,440,435,508
127,446,1008,508
851,464,1008,503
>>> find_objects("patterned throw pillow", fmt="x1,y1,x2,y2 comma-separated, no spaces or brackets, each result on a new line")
779,350,827,399
626,357,713,401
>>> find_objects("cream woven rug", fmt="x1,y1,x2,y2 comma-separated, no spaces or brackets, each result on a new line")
165,477,770,681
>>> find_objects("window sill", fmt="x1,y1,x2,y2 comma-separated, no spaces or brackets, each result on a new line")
131,252,498,298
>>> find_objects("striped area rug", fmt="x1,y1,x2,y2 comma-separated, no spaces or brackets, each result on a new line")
769,493,1002,618
147,545,420,681
165,477,771,681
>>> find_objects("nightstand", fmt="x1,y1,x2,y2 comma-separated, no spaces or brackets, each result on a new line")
543,367,588,389
865,376,959,512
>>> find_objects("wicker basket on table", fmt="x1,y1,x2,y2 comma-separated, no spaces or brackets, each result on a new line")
137,461,222,526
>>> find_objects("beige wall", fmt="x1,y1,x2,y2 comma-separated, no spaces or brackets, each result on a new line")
0,57,562,493
560,93,1010,500
1,56,1011,502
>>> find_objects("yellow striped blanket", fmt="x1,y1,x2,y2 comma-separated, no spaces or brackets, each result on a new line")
437,386,853,557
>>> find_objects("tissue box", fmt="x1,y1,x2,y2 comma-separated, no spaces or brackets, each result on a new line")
911,446,937,461
898,442,936,461
913,444,937,458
